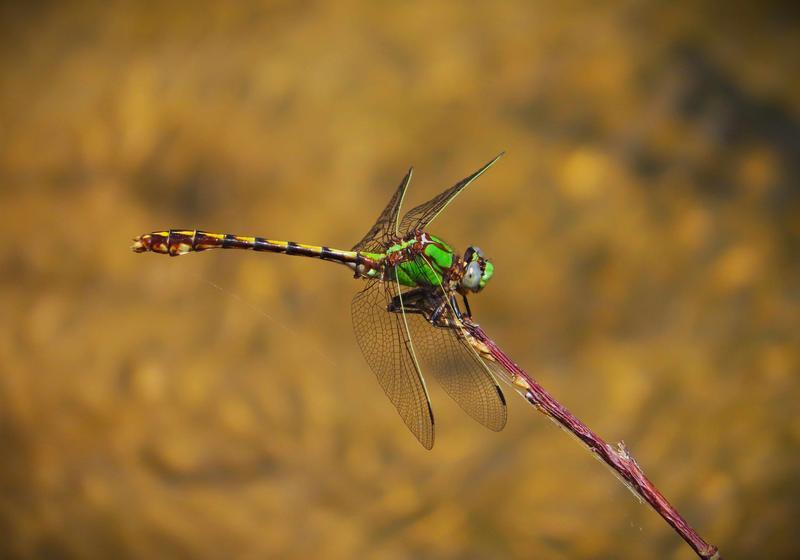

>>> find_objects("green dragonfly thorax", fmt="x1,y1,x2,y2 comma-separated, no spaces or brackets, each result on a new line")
381,232,494,293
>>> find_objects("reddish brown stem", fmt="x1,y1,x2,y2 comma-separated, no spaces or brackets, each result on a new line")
462,320,721,560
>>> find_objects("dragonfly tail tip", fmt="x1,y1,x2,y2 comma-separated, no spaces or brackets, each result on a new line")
131,234,150,253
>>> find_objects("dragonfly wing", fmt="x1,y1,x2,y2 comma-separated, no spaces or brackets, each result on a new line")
351,279,435,449
406,305,507,432
398,153,504,235
351,167,412,253
405,254,507,431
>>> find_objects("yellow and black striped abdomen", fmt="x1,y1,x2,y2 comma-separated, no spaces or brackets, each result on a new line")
132,229,376,269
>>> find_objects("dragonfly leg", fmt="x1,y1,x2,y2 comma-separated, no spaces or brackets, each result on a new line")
461,294,473,318
387,288,428,316
388,288,454,329
428,299,450,326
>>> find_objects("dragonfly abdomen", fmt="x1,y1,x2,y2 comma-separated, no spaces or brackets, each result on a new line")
132,229,381,270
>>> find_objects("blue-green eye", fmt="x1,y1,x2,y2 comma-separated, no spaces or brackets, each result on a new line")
462,261,482,291
479,260,494,289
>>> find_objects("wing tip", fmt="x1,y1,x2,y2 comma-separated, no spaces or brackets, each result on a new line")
487,151,506,168
490,412,508,432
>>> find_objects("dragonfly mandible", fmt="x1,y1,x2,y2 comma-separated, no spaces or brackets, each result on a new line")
133,153,507,449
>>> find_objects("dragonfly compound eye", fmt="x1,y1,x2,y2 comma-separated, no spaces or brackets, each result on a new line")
462,261,482,291
479,259,494,290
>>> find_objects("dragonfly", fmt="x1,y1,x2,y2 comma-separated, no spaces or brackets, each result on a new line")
132,153,509,449
131,155,723,560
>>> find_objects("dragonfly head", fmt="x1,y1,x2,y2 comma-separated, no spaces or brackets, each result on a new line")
460,246,494,293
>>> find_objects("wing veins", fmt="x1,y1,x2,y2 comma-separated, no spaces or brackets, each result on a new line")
409,254,507,432
352,167,413,253
399,152,504,235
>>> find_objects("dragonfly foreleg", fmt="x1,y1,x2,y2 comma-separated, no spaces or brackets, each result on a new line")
461,294,473,318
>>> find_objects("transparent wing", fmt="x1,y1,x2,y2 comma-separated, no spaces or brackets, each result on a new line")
406,309,507,432
406,253,507,430
351,279,435,449
398,153,504,235
351,168,412,253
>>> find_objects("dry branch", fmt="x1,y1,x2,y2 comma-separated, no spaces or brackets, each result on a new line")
462,319,721,560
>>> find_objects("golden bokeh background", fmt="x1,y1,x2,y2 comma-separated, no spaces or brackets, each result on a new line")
1,1,798,558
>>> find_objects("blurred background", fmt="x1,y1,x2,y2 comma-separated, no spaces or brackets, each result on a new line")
1,1,798,558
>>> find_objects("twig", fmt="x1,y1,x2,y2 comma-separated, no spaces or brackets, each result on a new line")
462,319,721,559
